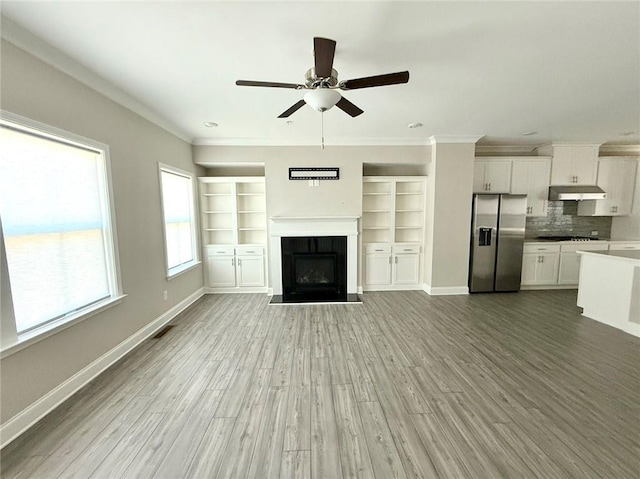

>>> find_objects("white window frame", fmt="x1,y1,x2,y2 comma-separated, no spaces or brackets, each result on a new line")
158,163,200,279
0,111,125,358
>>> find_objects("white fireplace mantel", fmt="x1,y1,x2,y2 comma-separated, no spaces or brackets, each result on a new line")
269,216,359,296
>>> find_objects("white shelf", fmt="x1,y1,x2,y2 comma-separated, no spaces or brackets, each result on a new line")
199,176,267,248
363,176,426,244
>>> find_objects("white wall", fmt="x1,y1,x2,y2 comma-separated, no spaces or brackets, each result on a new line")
611,158,640,240
0,40,205,425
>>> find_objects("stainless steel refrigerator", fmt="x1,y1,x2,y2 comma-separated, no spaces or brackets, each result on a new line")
469,194,527,293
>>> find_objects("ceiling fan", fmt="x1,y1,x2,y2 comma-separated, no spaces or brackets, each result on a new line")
235,37,409,118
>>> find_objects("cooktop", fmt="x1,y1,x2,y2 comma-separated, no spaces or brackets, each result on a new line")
535,236,599,241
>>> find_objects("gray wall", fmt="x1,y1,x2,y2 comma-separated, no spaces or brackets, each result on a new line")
193,145,431,288
424,141,475,291
1,41,205,423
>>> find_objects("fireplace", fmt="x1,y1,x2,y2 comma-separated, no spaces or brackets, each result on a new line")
281,236,347,302
269,216,360,304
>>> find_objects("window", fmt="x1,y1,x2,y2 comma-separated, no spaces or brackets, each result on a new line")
0,112,123,345
159,164,199,277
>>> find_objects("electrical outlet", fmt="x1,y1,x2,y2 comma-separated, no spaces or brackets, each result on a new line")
591,230,598,236
163,290,168,301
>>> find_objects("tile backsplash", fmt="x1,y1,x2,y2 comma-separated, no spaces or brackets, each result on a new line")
525,201,612,239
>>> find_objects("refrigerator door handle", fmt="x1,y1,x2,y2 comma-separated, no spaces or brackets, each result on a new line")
479,227,493,246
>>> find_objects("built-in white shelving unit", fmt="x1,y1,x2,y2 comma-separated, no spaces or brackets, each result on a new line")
198,177,267,292
362,176,426,291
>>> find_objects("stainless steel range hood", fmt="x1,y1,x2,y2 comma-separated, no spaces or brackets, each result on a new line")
548,185,607,201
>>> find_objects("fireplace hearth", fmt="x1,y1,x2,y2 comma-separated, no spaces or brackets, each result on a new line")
281,236,347,303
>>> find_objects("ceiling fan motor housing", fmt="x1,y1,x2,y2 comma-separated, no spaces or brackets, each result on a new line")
305,68,339,88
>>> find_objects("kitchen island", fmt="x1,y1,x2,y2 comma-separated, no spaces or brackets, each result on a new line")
577,250,640,337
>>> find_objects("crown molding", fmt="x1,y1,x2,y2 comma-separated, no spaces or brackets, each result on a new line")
192,137,431,147
475,144,538,156
599,144,640,155
429,135,484,145
1,16,193,143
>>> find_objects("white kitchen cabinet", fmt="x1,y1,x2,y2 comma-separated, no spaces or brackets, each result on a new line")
558,243,608,285
510,158,552,216
205,246,266,292
473,159,512,193
363,243,421,290
537,144,599,185
577,158,637,216
608,242,640,251
521,244,560,286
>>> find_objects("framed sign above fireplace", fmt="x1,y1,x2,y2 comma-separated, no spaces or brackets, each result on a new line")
289,167,340,181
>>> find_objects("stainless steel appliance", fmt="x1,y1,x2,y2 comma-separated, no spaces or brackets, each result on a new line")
469,194,527,292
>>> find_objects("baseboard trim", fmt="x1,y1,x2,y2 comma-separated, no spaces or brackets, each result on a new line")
422,284,469,295
0,287,205,450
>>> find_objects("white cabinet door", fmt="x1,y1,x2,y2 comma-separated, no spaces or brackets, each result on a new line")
522,253,559,285
549,146,598,185
236,255,265,287
577,158,637,216
511,160,551,216
536,253,560,284
208,255,236,288
558,252,581,284
473,162,488,193
473,160,511,193
365,254,392,286
521,254,538,285
393,254,420,285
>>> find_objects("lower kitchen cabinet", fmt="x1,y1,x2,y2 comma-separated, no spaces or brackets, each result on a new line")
205,245,266,292
558,243,609,285
521,244,560,286
363,243,421,291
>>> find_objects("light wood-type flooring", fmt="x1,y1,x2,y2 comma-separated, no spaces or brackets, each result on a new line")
2,290,639,478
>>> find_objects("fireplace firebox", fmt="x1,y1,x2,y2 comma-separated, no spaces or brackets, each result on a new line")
281,236,347,303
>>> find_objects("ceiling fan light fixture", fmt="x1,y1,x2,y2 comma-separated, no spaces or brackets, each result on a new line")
304,89,341,112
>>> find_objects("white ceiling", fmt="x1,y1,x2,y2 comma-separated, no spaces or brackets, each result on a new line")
1,1,639,148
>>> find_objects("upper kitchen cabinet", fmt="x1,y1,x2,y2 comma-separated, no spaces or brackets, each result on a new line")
473,159,512,193
537,144,599,185
510,158,551,216
577,157,638,216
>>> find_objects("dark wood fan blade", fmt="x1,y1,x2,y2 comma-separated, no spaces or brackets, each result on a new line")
278,100,307,118
340,71,410,90
314,37,337,78
335,97,364,117
236,80,304,89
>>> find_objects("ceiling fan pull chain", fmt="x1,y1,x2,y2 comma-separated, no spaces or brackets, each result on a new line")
321,111,325,150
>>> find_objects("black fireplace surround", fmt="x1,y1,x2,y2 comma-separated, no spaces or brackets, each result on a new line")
281,236,347,303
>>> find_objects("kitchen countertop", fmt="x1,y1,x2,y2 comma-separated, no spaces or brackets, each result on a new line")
577,249,640,263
